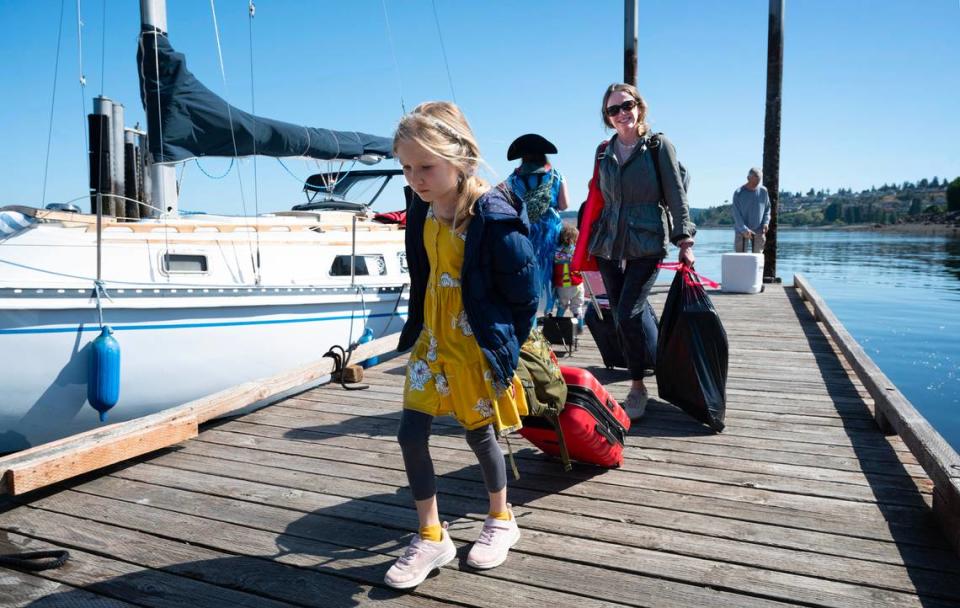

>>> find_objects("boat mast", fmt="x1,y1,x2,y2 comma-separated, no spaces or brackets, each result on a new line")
140,0,179,216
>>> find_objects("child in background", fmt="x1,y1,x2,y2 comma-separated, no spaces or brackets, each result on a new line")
553,222,584,325
386,101,539,589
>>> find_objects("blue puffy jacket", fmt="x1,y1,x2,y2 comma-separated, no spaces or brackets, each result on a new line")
398,186,539,390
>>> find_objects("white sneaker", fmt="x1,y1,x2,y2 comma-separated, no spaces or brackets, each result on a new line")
466,508,520,570
623,387,648,421
383,524,457,589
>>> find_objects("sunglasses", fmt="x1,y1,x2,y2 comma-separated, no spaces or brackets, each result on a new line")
605,99,638,117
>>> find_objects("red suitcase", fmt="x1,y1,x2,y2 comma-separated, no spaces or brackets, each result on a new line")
520,366,631,468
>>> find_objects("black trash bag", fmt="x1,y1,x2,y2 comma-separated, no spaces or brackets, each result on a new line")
655,268,728,432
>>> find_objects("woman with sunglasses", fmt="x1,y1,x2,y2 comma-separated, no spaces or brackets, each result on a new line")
584,83,696,420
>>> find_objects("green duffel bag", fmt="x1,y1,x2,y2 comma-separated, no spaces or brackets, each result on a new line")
517,328,571,470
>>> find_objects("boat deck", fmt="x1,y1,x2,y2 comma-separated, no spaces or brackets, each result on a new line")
3,284,960,607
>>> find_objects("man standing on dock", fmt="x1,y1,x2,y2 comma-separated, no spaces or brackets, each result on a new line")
732,167,771,253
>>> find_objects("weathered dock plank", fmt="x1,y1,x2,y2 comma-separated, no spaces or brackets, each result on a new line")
0,506,454,608
35,477,949,607
0,528,298,607
0,565,136,608
2,282,959,607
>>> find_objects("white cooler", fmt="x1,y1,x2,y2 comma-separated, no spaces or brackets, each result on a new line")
721,253,765,294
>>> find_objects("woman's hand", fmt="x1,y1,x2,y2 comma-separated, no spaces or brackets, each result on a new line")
679,240,695,266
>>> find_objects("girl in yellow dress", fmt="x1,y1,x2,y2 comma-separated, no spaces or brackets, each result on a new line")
384,102,538,589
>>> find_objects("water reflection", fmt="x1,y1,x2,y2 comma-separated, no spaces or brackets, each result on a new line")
944,238,960,282
682,228,960,453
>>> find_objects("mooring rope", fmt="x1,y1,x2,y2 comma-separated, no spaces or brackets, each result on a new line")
0,550,70,572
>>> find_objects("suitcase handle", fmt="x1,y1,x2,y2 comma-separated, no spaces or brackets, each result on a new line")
605,398,628,444
567,387,628,446
582,274,605,321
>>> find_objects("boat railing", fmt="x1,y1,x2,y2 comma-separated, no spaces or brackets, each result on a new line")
1,205,401,234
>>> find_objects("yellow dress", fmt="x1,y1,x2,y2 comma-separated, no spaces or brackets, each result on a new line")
403,207,528,434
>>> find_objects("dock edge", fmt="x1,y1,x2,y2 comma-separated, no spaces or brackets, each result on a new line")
794,273,960,555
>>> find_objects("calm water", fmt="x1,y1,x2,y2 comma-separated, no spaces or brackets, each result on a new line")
675,228,960,452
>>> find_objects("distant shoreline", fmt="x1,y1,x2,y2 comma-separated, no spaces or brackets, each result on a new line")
827,222,960,236
698,223,960,236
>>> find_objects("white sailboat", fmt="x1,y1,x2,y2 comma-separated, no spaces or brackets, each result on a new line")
0,1,409,452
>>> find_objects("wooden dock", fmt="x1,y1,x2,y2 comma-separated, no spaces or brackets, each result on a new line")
3,281,960,607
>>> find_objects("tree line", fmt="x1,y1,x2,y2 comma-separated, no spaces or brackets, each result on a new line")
694,176,960,227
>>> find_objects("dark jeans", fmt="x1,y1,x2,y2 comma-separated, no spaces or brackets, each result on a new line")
596,256,660,380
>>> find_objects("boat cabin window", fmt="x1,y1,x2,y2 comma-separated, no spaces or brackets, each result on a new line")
330,254,387,277
162,253,208,273
397,252,408,274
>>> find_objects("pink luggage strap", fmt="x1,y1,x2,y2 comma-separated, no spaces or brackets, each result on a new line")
657,262,720,289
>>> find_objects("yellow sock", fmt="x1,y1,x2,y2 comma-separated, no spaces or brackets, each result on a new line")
419,523,442,542
489,510,512,521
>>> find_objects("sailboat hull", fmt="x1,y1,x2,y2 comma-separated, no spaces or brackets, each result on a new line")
0,291,407,452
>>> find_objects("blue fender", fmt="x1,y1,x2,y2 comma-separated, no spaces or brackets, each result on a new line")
358,328,378,368
88,326,121,422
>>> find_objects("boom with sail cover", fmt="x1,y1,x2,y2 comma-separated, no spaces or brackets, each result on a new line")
137,26,393,163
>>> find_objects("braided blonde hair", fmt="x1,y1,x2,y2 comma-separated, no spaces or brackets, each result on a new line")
393,101,490,233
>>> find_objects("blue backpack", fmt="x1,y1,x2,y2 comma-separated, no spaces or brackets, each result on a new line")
513,170,557,223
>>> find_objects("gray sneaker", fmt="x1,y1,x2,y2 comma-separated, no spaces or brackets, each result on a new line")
623,387,648,421
466,508,520,570
384,524,457,589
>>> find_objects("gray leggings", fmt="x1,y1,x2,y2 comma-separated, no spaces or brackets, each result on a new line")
397,408,507,501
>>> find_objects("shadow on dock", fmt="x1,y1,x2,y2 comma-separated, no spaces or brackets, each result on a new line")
785,287,952,607
5,415,601,607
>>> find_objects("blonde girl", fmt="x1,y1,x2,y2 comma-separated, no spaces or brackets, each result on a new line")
384,101,538,589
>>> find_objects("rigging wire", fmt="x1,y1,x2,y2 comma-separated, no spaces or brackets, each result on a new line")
41,0,66,207
147,20,172,270
380,0,406,114
75,0,88,206
275,158,359,195
195,157,235,180
97,0,110,216
176,161,187,193
274,158,310,186
208,0,258,284
208,0,249,210
98,0,106,97
431,0,457,103
247,0,262,283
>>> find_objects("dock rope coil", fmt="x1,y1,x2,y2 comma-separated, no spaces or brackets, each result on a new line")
323,344,369,391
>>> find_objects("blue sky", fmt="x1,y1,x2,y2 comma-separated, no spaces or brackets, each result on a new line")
1,0,957,215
